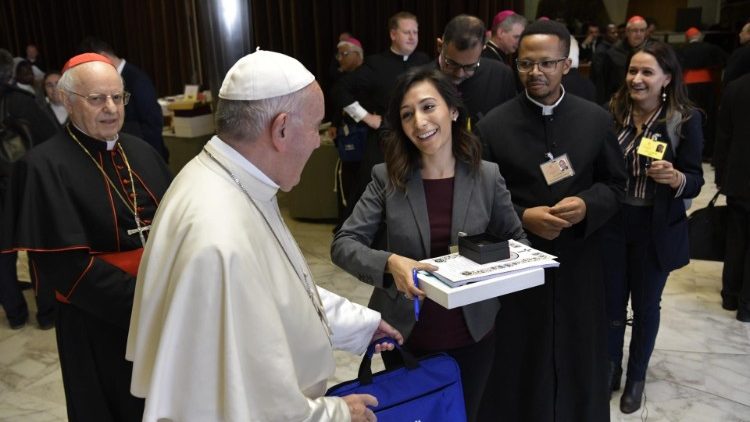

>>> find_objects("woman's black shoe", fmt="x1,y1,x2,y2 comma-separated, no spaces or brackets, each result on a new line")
620,380,645,414
607,362,623,399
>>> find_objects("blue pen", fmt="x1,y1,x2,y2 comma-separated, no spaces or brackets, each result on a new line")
411,268,420,321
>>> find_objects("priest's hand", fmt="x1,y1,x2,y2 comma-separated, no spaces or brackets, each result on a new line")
647,160,684,189
522,206,572,240
370,320,404,352
385,254,437,300
549,196,587,225
362,113,382,130
343,394,378,422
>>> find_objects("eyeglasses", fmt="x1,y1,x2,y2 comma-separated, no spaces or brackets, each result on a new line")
336,50,360,60
515,58,567,73
441,54,481,73
67,91,131,106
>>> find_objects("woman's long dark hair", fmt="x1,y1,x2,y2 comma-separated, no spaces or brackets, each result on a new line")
609,40,696,133
382,67,481,191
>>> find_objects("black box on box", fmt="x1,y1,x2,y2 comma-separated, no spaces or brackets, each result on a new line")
458,233,509,264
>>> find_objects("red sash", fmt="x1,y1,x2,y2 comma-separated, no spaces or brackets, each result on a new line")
55,248,144,304
684,68,712,84
97,248,144,276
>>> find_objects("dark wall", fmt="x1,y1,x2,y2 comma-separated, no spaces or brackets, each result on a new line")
250,0,521,105
1,0,204,97
1,0,521,97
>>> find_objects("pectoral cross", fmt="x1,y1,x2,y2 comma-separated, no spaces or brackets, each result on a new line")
127,223,151,247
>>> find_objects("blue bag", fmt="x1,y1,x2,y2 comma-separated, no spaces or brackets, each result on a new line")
334,123,368,162
326,338,467,422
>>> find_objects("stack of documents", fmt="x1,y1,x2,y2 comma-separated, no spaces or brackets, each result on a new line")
417,240,559,309
423,240,559,287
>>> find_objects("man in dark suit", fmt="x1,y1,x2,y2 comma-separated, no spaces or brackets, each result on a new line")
714,73,750,322
596,16,648,104
78,38,169,161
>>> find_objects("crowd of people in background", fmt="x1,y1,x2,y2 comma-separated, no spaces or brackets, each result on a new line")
0,7,749,422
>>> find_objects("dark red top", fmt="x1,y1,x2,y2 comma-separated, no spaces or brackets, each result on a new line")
407,177,474,352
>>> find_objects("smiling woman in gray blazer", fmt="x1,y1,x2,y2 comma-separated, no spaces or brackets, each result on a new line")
331,68,526,422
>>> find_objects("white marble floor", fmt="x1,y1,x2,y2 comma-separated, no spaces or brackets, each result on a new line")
1,164,749,421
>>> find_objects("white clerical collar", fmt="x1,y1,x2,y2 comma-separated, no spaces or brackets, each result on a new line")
49,101,68,124
525,85,566,116
16,83,36,95
390,47,409,61
116,58,126,75
72,123,119,148
208,136,279,190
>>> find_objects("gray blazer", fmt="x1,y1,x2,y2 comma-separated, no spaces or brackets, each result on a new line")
331,160,527,341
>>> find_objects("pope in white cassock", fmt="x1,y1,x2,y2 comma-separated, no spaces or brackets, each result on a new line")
126,50,403,422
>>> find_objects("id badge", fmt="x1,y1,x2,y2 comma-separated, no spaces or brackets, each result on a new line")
540,153,575,185
637,136,668,160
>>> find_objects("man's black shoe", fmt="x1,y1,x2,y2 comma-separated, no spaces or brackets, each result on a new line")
9,317,27,330
722,295,739,311
38,320,55,330
737,305,750,323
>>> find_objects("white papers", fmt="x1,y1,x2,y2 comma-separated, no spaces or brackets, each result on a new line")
421,240,559,287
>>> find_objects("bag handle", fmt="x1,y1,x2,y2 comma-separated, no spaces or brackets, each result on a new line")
358,337,419,385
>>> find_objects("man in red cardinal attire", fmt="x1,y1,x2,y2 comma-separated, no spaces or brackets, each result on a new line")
1,53,172,422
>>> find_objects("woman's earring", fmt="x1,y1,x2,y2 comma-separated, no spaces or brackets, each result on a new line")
661,86,667,103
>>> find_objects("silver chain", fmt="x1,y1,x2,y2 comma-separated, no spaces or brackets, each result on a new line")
203,148,332,343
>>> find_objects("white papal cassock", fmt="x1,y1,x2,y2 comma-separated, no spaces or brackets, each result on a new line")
126,137,381,421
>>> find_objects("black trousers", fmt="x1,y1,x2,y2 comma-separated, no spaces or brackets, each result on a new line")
0,252,27,326
722,197,750,306
0,252,55,327
382,332,495,422
602,205,670,381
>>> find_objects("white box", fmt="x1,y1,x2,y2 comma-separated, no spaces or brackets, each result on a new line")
173,114,214,138
417,267,544,309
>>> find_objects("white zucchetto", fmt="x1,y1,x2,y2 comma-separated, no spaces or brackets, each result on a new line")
219,49,315,100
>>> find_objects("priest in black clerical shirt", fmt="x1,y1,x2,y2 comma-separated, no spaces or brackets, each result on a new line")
477,21,625,422
1,53,171,422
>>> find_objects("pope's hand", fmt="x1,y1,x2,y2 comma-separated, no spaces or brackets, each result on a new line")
370,319,403,352
343,394,378,422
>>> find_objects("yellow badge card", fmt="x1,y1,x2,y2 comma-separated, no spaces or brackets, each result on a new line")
637,137,668,160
